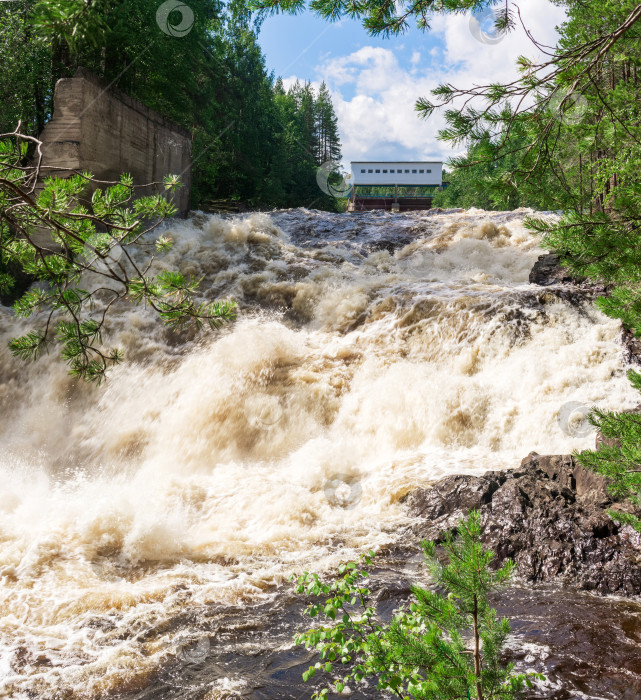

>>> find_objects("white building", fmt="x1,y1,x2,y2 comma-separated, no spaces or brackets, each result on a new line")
350,161,443,187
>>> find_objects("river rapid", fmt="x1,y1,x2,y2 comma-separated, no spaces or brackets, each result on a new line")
0,207,640,699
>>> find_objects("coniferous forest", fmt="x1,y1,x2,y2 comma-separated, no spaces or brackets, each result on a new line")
0,0,343,210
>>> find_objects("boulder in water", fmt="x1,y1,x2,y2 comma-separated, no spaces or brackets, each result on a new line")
529,253,580,286
529,252,611,297
404,452,641,595
621,327,641,366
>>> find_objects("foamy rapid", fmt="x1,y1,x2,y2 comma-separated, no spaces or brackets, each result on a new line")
0,208,637,697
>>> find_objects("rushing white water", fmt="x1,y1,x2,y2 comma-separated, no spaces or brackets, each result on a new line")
0,207,637,697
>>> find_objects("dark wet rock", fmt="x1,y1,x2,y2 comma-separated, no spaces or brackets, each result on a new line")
529,255,638,372
529,253,610,297
529,256,641,368
366,231,415,254
622,327,641,366
422,207,464,215
403,472,505,522
529,253,578,286
404,452,641,595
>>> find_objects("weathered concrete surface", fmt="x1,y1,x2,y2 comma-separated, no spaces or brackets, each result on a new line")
39,68,191,214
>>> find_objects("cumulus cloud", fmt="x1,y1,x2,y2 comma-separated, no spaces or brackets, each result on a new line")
294,0,568,165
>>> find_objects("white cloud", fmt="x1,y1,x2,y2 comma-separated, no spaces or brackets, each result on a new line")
282,76,321,92
319,47,448,164
293,0,568,166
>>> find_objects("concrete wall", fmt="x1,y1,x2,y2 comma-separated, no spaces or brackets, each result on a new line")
350,161,442,187
39,68,191,214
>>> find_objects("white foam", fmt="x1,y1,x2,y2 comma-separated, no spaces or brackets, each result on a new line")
0,208,636,695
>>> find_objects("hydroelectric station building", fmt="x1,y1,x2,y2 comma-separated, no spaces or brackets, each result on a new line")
348,161,444,211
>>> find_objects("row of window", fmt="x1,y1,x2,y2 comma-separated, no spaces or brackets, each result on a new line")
360,168,432,174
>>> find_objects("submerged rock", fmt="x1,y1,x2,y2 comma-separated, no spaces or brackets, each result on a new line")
404,453,641,596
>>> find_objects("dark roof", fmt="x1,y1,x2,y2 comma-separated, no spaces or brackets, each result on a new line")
350,161,443,164
351,182,441,185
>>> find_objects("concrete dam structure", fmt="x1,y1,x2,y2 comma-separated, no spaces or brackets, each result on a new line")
348,160,444,212
39,68,192,214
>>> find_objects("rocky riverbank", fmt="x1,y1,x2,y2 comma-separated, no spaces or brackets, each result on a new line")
530,251,641,364
404,452,641,596
395,253,641,599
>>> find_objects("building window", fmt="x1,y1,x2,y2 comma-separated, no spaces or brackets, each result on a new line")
368,169,373,173
412,169,417,173
405,169,409,173
361,169,366,173
419,169,424,173
427,169,431,173
383,169,387,173
390,169,395,173
375,169,380,173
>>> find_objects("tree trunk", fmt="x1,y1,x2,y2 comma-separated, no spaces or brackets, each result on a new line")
473,595,484,700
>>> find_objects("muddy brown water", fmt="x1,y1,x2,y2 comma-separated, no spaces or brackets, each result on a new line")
1,207,640,698
128,551,641,699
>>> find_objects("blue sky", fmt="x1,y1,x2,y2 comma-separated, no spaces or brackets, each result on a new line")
259,13,438,103
258,1,567,167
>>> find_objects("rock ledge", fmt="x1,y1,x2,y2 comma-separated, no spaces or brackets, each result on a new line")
404,453,641,596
